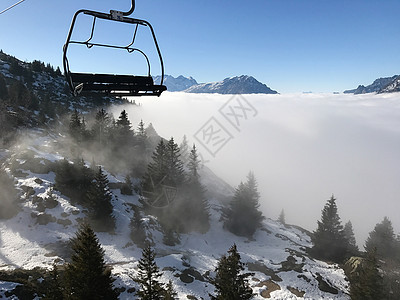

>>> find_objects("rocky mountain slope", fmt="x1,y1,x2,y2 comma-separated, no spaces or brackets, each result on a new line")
344,75,399,94
153,75,198,92
0,51,350,299
0,130,349,299
184,75,278,94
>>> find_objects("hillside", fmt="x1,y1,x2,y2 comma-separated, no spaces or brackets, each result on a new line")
0,51,350,299
0,130,349,299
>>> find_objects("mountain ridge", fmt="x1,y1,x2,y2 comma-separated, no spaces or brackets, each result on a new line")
344,75,399,94
154,74,278,94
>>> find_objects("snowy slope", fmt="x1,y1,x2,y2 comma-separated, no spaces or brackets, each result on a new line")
0,130,349,299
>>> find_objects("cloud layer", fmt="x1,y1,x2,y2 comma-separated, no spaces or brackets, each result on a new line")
116,92,400,246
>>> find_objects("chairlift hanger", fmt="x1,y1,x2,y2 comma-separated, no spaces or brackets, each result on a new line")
63,0,166,97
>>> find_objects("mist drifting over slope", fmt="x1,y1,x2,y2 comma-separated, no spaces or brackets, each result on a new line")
112,92,400,246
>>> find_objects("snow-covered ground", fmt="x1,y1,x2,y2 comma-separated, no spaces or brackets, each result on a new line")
0,130,350,299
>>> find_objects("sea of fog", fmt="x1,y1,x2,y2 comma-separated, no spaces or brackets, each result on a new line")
113,92,400,247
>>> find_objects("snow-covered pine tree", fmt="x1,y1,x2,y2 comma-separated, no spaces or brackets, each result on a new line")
134,245,165,300
64,223,118,300
210,244,253,300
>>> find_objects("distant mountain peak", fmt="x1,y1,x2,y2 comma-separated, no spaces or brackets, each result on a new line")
344,75,399,94
184,75,278,95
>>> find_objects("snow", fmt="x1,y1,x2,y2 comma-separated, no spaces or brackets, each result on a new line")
0,131,350,299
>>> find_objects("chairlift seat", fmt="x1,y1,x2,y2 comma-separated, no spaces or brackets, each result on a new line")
63,1,166,97
70,72,166,96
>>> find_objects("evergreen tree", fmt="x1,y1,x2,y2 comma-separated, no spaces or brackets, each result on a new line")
365,216,396,259
181,144,210,232
311,195,347,262
349,247,383,300
210,244,253,300
69,109,83,141
166,137,185,186
121,174,133,195
141,139,169,208
0,169,19,219
179,135,189,165
163,280,177,300
86,166,115,232
134,245,165,300
142,138,184,208
64,223,118,300
43,264,63,300
0,73,8,100
224,172,264,237
116,109,133,138
278,209,285,225
137,119,147,138
343,221,359,256
92,108,111,145
130,206,147,248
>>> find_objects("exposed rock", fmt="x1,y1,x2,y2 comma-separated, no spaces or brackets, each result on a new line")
36,213,56,225
287,286,305,297
247,262,282,282
57,218,72,227
258,280,281,298
314,272,338,294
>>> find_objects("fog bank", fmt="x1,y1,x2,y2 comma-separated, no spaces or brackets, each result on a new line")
113,92,400,246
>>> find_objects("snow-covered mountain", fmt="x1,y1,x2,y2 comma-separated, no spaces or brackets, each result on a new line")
153,75,198,92
184,75,278,94
344,75,399,94
1,51,350,299
378,75,400,93
0,130,349,299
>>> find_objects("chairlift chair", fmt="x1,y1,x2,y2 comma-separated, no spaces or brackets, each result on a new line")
63,0,166,97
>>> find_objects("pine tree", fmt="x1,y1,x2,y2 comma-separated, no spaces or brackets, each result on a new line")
69,109,83,141
92,108,111,145
137,119,147,138
224,172,264,237
121,174,133,195
278,209,285,225
43,264,63,300
343,221,359,256
0,73,8,100
210,244,253,300
86,166,115,232
142,138,184,209
365,216,396,259
134,245,165,300
349,247,383,300
181,144,210,232
166,137,185,186
311,195,347,262
163,280,177,300
64,223,118,300
0,169,19,219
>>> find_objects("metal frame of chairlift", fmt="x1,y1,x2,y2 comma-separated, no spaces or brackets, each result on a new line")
63,0,166,97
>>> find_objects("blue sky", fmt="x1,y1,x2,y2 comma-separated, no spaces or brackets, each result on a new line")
1,0,399,93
